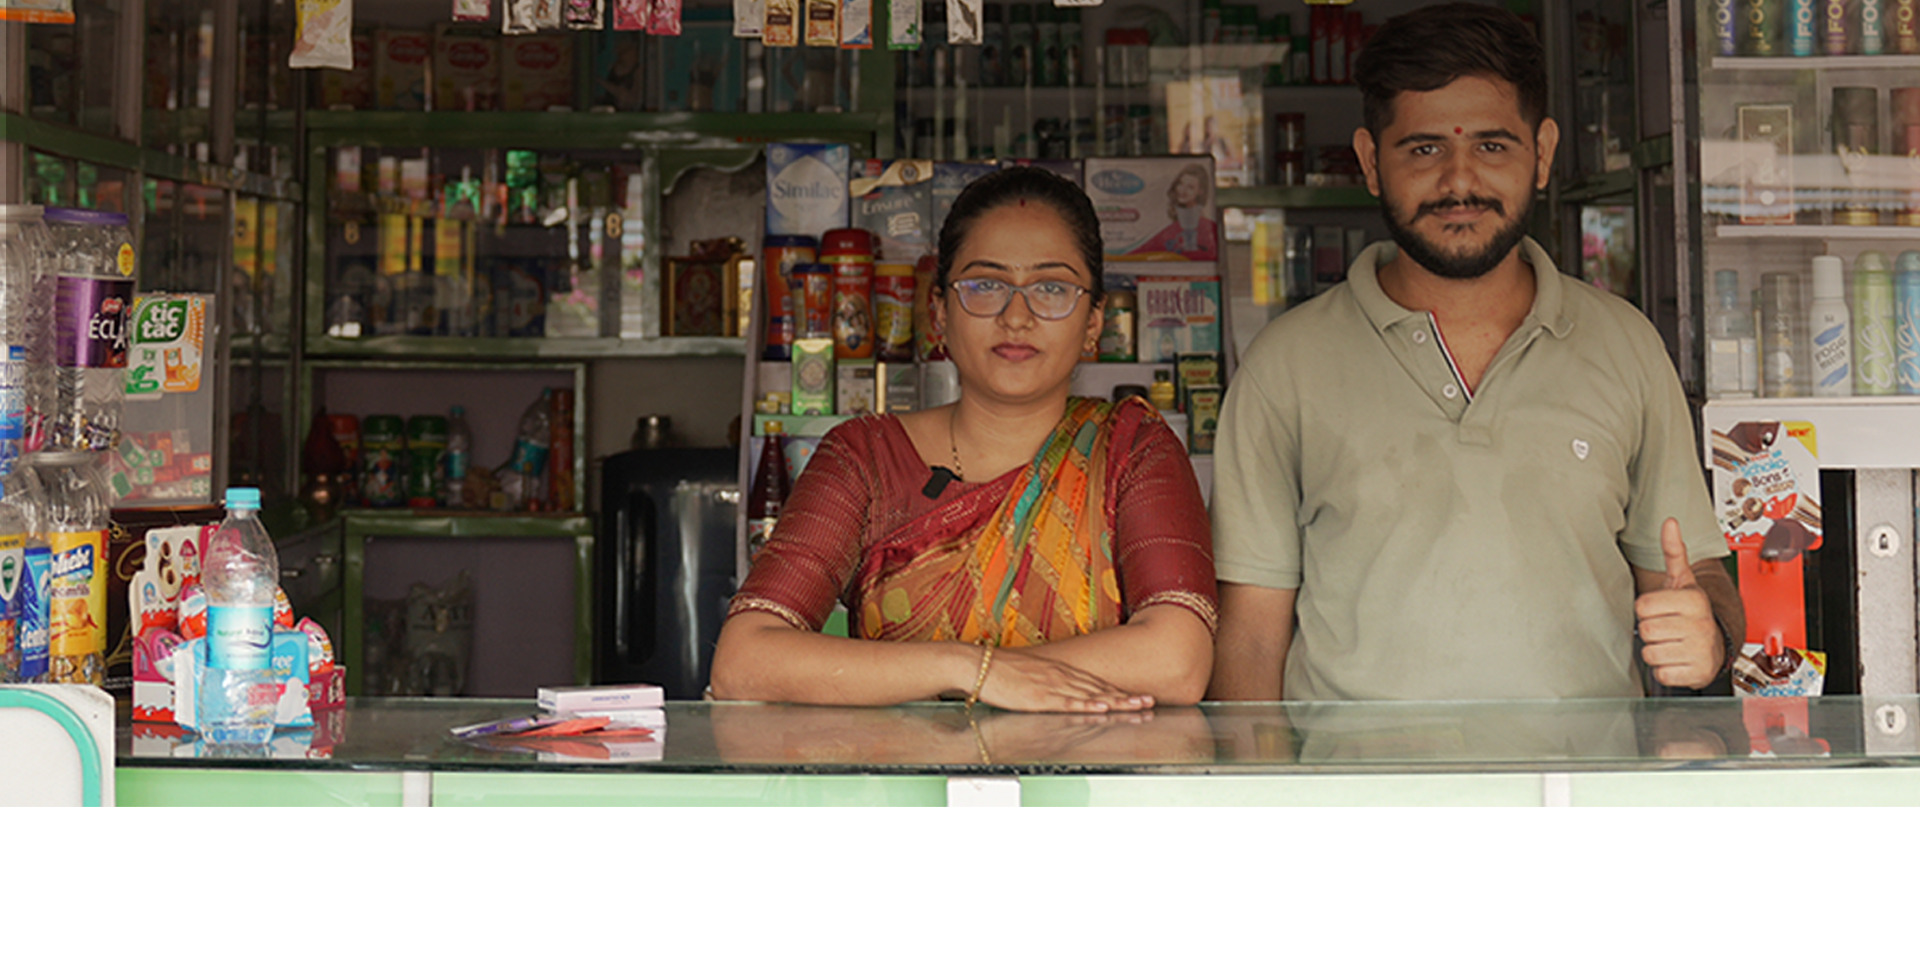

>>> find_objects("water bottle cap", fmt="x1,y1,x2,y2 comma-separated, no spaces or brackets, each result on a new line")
226,487,262,510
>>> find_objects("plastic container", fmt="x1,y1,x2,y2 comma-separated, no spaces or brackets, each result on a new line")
360,414,406,507
43,208,136,454
406,414,448,508
762,235,817,361
795,263,834,341
0,205,53,472
1705,269,1758,398
822,228,875,360
198,486,280,745
498,389,552,511
32,450,110,685
444,405,472,508
873,262,917,362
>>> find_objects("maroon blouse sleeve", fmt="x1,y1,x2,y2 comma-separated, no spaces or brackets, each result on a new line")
727,420,878,631
1109,401,1219,632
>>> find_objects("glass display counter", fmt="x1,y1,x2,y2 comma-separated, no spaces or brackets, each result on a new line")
118,695,1920,806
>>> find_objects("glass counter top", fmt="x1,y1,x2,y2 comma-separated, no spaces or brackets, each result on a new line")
117,695,1920,778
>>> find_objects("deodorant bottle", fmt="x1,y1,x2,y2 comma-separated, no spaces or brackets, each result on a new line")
1809,255,1852,397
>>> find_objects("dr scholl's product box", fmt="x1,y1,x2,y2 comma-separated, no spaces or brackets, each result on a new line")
766,143,850,239
1084,157,1220,263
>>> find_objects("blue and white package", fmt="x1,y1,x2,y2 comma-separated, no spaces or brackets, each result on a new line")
270,629,314,729
766,143,850,239
18,540,49,681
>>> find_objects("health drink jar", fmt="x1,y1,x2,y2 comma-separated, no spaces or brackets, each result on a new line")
762,235,817,361
32,451,108,685
794,263,834,341
360,414,406,507
44,208,135,454
822,228,875,360
872,262,917,363
406,414,449,508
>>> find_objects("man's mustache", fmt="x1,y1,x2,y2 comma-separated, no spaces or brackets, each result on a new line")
1413,196,1505,221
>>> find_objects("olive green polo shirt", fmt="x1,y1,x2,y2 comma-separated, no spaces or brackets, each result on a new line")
1213,238,1726,701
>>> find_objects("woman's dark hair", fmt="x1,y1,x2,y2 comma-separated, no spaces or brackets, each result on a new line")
936,165,1105,301
1352,3,1547,137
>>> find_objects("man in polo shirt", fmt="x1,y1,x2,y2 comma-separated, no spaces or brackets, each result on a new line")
1207,4,1744,701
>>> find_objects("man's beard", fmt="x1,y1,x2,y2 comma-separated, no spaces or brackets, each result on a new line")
1378,185,1533,280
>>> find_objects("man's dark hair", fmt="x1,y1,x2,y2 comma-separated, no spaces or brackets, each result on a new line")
937,165,1104,301
1351,3,1548,137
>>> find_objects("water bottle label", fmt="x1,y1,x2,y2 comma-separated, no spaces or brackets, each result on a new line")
0,345,22,470
19,544,50,680
48,530,107,684
208,604,274,670
53,275,134,369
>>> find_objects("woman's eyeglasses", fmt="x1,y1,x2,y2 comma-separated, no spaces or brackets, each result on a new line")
950,278,1090,321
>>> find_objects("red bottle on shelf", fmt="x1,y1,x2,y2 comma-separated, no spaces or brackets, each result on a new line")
747,421,792,560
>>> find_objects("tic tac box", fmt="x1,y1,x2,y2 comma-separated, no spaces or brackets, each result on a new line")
1136,277,1222,362
502,33,575,112
766,143,851,238
374,27,430,110
1085,156,1220,262
852,159,934,262
433,23,499,111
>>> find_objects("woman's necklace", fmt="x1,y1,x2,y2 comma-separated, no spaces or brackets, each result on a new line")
948,403,966,481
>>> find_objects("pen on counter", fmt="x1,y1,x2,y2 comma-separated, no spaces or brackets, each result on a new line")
451,715,564,739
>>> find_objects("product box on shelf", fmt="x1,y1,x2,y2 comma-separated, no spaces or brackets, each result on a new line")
1085,157,1220,262
852,159,935,262
433,23,500,111
1136,277,1222,362
931,161,998,245
791,338,836,415
114,293,215,507
317,30,374,108
767,143,851,238
502,32,575,111
837,359,878,416
374,27,430,111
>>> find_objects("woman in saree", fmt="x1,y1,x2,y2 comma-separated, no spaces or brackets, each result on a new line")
710,166,1216,712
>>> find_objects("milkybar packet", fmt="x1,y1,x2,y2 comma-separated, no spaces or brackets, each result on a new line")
734,0,765,38
764,0,798,46
948,0,981,45
289,0,354,70
454,0,491,22
613,0,648,29
888,0,919,49
647,0,681,35
804,0,837,45
504,0,545,33
566,0,603,28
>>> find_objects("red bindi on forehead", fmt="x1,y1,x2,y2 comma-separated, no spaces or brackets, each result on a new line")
1454,127,1463,135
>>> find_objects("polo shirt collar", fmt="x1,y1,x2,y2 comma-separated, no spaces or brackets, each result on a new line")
1350,236,1574,340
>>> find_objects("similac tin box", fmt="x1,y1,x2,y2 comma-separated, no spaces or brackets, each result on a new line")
503,33,576,111
1085,157,1220,262
852,159,934,262
766,143,851,238
374,28,430,111
433,24,499,111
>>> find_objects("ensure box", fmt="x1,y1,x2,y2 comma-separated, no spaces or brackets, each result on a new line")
767,143,850,238
931,161,997,246
853,158,933,262
503,33,575,111
433,24,499,111
374,28,430,111
1136,277,1221,362
1085,157,1220,262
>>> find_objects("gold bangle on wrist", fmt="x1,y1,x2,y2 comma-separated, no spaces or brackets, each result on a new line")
966,644,995,708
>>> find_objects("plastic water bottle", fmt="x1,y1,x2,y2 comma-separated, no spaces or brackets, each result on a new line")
498,389,551,511
34,450,108,685
198,486,280,744
4,466,50,682
1,205,55,470
1705,269,1757,399
443,404,472,508
43,208,135,453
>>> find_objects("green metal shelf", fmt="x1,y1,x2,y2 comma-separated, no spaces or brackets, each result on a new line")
2,111,303,201
303,334,748,360
1216,185,1376,209
303,109,890,150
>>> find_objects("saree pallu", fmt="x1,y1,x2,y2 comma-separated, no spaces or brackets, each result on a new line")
857,397,1120,647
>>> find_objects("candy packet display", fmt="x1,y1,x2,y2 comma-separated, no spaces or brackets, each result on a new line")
615,0,650,30
566,0,604,29
1732,636,1828,698
454,0,492,22
289,0,353,71
648,0,681,35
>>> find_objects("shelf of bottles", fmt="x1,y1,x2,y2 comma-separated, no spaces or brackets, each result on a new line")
1690,0,1920,467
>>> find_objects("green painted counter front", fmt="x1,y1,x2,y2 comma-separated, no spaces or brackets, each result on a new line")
116,697,1920,806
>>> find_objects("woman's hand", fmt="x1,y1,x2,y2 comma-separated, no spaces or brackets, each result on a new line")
975,647,1155,713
